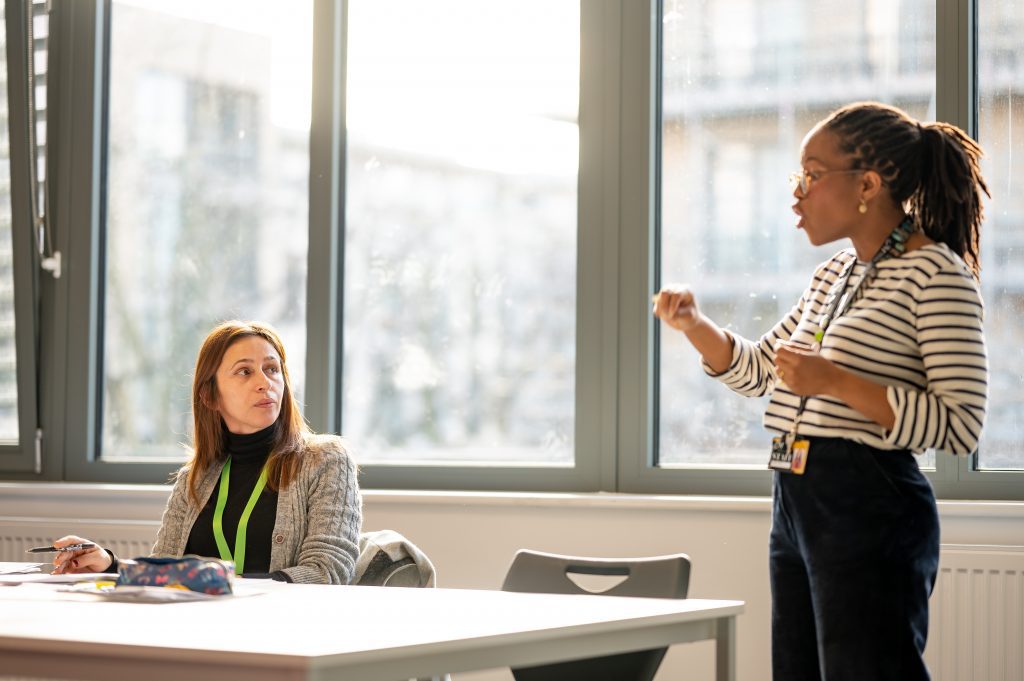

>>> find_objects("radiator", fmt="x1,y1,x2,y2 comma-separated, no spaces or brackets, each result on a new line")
0,518,157,564
926,544,1024,681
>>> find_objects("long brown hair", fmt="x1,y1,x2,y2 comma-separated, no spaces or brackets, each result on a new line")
186,320,311,505
822,101,989,278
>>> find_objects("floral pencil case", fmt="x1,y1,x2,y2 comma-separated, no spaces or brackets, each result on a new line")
116,556,234,595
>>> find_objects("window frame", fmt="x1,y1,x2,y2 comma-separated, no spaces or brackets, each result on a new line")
49,0,171,482
0,0,42,475
3,0,1021,499
317,0,615,492
629,0,1023,499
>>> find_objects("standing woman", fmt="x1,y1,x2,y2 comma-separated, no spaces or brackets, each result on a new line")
52,320,362,584
654,102,988,680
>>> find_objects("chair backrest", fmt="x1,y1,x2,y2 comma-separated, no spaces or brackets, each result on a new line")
501,549,691,681
501,549,690,599
353,529,436,588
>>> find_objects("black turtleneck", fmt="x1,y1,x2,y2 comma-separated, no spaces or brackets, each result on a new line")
186,424,280,575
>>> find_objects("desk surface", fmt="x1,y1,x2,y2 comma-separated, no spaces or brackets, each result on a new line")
0,580,743,681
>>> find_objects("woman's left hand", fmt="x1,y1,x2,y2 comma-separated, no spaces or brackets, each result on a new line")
774,341,838,397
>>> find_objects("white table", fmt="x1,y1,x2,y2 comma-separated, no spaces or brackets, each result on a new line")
0,580,743,681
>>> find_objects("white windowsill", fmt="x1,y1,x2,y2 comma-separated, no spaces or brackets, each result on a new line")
1,481,1022,521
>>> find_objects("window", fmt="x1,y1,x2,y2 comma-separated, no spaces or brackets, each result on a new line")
342,0,579,466
977,0,1024,471
658,0,936,468
0,0,20,442
651,0,1020,495
100,0,312,460
6,0,1022,498
0,0,41,473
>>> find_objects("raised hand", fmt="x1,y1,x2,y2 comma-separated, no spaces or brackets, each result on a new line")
652,284,701,332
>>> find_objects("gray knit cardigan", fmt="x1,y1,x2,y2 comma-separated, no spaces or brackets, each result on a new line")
152,434,362,584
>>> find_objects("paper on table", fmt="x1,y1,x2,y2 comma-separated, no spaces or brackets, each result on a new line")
67,584,266,602
0,562,44,575
0,571,119,584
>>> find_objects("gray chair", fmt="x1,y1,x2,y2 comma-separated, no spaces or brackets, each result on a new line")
354,529,436,588
501,549,692,681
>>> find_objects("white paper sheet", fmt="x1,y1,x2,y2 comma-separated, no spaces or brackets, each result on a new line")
0,570,118,584
0,561,45,575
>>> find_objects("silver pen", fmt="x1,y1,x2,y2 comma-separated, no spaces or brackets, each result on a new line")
26,543,97,553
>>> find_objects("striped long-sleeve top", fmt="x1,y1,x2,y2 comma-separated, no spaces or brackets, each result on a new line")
704,243,988,455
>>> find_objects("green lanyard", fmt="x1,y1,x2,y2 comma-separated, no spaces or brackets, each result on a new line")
212,456,269,575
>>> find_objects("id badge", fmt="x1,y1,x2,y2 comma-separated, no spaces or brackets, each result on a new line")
768,434,810,474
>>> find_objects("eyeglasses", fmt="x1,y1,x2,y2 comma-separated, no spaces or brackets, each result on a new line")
788,168,864,197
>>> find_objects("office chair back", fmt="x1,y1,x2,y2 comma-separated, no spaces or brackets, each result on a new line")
354,529,436,588
501,549,691,681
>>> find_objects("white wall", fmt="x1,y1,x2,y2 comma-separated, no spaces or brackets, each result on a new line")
2,484,1022,681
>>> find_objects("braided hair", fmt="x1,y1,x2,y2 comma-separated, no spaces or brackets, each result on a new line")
822,101,989,279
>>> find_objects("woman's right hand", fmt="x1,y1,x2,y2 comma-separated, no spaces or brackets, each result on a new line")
652,284,702,332
51,535,113,574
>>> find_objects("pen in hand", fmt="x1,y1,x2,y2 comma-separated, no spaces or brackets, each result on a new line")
26,543,97,553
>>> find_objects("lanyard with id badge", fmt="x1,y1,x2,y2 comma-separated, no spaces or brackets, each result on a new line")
768,216,915,474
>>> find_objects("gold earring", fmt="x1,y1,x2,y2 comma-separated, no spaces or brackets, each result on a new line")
858,199,868,214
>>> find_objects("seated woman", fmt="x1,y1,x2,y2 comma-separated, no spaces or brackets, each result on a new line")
52,320,362,584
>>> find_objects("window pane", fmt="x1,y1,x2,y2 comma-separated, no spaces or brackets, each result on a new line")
343,0,579,465
658,0,935,466
102,0,312,459
0,0,20,441
977,1,1024,471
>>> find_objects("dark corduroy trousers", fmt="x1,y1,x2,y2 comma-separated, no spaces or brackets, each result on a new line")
769,437,939,681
